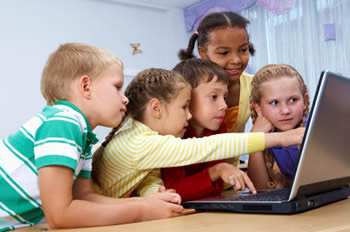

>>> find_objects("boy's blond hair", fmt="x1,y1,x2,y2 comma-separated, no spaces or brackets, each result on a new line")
41,42,123,105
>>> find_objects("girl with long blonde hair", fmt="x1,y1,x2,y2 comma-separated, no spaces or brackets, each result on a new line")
248,64,309,189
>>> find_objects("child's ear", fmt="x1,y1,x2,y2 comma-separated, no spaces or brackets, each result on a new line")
252,102,262,116
303,93,309,110
149,98,162,119
198,46,208,59
80,75,92,98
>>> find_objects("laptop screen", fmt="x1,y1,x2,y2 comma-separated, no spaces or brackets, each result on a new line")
289,71,350,200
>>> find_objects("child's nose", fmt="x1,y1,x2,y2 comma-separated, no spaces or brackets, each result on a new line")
122,95,129,105
220,99,228,111
280,104,291,114
229,52,242,64
187,109,192,120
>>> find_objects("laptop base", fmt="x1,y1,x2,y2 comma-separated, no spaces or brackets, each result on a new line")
183,187,350,214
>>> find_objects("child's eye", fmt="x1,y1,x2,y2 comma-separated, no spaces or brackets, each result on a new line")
289,98,297,103
115,85,122,91
240,48,248,53
270,100,278,105
217,51,229,56
210,95,217,100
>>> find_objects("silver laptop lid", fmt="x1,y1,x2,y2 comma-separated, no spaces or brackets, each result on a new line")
289,70,350,200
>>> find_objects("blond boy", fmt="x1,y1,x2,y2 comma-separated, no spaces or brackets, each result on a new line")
0,43,182,231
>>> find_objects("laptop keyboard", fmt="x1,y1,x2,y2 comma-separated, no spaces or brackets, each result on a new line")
228,188,289,202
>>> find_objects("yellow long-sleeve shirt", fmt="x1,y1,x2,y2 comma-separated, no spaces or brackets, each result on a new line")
93,117,265,198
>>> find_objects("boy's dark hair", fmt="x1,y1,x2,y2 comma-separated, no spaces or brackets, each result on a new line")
173,58,228,88
178,11,255,60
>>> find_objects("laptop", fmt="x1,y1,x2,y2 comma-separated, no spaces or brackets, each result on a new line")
183,70,350,214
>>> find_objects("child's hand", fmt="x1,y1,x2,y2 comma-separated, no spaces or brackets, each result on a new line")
139,192,184,221
152,190,181,204
251,113,274,133
280,127,305,147
158,186,176,193
210,163,257,194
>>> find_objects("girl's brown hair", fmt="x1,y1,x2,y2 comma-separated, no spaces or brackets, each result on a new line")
178,11,255,61
250,64,309,188
91,68,190,186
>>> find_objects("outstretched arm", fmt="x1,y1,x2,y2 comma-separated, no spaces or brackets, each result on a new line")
39,166,183,229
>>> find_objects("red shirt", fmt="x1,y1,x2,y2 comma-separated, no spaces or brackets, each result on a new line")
161,123,227,202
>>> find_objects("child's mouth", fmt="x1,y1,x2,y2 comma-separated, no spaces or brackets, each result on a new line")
225,68,241,75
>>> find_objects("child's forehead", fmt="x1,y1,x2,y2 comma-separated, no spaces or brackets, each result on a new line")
210,26,247,35
194,80,228,96
175,86,191,99
166,87,191,106
260,77,303,95
196,74,211,84
197,75,226,86
261,75,299,86
98,63,124,80
207,27,248,43
180,85,192,94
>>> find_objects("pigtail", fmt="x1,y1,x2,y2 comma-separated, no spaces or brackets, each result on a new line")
263,150,291,189
250,103,258,124
178,33,198,60
91,126,119,187
298,86,310,128
298,99,310,128
248,42,256,56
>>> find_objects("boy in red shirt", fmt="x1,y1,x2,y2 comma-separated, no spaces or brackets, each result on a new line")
161,58,256,201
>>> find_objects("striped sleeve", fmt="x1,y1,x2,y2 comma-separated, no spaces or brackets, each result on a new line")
111,129,265,170
34,114,83,171
136,133,265,169
136,169,163,196
78,150,93,179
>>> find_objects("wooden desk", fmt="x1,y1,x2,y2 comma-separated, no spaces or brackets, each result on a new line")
17,197,350,232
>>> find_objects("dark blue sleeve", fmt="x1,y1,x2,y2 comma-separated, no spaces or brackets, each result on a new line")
269,113,309,180
304,112,310,127
269,146,299,180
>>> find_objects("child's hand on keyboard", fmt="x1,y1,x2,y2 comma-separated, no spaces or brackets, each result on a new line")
209,162,257,194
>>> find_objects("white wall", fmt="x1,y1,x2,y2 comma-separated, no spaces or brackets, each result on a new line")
0,0,188,140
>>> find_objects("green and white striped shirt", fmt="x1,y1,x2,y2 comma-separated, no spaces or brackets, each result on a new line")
0,100,98,232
